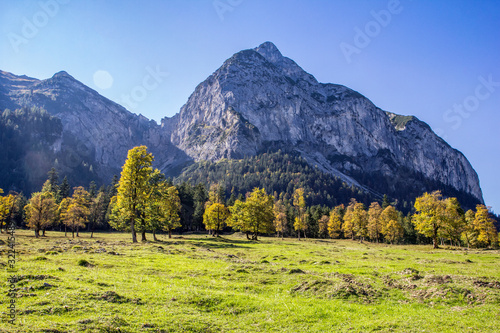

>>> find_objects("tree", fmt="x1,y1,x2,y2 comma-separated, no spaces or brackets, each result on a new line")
0,190,17,233
473,205,498,248
203,202,229,237
273,199,287,240
148,182,181,239
293,188,307,239
412,191,447,248
228,188,274,240
88,190,107,238
25,191,58,238
343,199,367,241
318,215,329,238
193,183,208,231
342,200,357,240
58,176,71,201
443,197,465,246
461,209,476,248
328,205,344,239
61,187,90,238
110,146,153,242
380,205,403,244
367,202,383,243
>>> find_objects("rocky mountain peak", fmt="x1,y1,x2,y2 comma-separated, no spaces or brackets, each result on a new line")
254,41,283,63
52,70,74,80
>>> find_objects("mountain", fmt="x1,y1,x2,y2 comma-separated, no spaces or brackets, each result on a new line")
163,42,483,205
0,69,190,192
0,42,483,208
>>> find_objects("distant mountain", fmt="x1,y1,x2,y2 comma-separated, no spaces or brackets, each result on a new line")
0,42,483,209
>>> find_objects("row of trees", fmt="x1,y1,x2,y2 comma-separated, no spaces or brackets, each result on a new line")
1,146,498,248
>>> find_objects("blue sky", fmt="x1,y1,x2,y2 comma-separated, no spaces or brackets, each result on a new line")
1,0,499,212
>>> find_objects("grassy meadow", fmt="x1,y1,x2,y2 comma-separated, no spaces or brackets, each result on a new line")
1,230,500,332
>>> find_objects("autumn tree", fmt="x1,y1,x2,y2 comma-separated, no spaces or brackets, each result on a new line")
462,209,477,248
328,205,344,239
343,199,367,241
380,205,403,244
443,197,465,246
25,191,58,238
342,200,357,240
367,202,383,243
473,205,498,248
0,190,18,233
61,187,90,238
110,146,153,242
228,188,274,240
273,199,287,239
318,215,330,239
412,191,447,248
203,202,229,237
293,188,307,239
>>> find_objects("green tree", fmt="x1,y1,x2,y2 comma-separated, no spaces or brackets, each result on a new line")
88,190,108,238
25,191,58,238
148,182,181,239
412,191,447,249
110,146,153,242
58,176,71,201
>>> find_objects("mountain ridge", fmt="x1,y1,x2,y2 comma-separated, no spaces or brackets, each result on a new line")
0,42,483,207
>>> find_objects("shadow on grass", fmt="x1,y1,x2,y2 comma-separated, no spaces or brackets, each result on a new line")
188,236,256,249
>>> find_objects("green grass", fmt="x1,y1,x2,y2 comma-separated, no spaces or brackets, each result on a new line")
1,230,499,332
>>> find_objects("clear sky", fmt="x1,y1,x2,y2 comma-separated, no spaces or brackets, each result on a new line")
1,0,499,212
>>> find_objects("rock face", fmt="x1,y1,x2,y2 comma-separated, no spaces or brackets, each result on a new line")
164,42,483,202
0,70,190,186
0,42,483,204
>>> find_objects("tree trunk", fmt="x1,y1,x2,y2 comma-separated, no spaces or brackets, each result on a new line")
246,231,251,240
141,231,147,242
298,231,300,240
131,221,137,243
153,230,157,241
72,230,75,238
65,225,67,237
90,229,94,238
42,229,46,237
76,227,79,237
35,229,40,238
169,230,172,239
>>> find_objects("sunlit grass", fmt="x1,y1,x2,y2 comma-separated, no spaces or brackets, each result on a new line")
1,230,499,332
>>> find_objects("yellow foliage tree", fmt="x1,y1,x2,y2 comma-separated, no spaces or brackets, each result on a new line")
60,187,90,238
25,191,58,238
380,205,403,244
110,145,153,243
228,188,274,240
328,205,344,239
367,202,383,243
412,191,447,248
473,204,498,248
273,199,287,240
203,202,229,237
293,188,307,239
